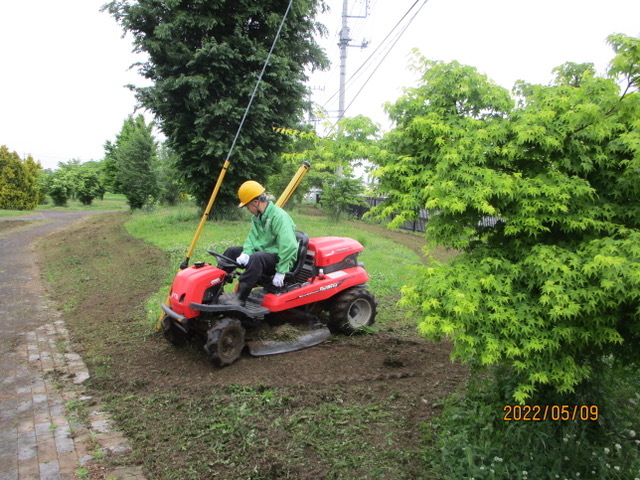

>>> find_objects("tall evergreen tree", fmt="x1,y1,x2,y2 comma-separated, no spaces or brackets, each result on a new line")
113,116,159,210
104,0,329,211
103,115,152,194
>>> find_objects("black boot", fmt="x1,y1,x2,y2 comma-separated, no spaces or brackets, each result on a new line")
226,282,252,307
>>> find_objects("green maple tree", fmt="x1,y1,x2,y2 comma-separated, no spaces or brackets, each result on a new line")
374,35,640,402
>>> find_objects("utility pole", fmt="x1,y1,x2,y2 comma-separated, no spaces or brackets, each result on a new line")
337,0,369,123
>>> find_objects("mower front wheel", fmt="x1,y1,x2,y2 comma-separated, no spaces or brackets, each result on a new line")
161,315,189,347
205,318,246,367
328,287,377,335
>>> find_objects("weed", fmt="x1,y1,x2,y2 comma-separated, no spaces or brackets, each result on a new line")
429,365,640,479
92,448,105,461
75,467,89,478
66,399,90,425
352,324,376,336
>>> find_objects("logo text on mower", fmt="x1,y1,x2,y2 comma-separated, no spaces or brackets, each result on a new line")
319,282,339,292
292,280,344,301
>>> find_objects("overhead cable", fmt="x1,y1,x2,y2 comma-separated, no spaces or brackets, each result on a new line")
343,0,430,116
223,0,294,163
321,0,428,113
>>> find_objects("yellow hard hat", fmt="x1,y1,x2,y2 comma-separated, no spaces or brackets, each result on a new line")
237,180,266,207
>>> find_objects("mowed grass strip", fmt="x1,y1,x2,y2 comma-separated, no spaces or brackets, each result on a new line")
38,206,451,480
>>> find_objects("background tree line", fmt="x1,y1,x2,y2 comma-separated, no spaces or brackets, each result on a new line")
1,115,184,211
0,109,374,215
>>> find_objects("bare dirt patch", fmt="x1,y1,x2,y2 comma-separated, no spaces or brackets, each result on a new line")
0,218,36,233
39,212,467,479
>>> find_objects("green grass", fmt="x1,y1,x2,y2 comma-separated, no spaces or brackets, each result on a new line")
0,193,129,217
0,209,34,217
429,364,640,480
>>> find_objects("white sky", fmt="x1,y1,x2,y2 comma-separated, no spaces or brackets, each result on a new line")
1,0,638,170
312,0,640,130
0,0,144,170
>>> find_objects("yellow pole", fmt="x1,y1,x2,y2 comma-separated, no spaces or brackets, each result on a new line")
156,159,230,329
180,159,230,269
276,161,310,208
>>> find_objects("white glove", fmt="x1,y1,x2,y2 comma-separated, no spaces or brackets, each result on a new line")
272,272,285,287
236,253,250,266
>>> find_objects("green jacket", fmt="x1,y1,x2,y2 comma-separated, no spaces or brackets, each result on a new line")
242,202,298,274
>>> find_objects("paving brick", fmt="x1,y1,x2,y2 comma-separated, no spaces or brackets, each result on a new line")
38,460,60,480
0,417,17,431
15,402,32,415
49,403,65,419
0,469,19,480
17,456,39,478
90,419,113,434
34,423,54,438
53,432,75,455
36,438,58,464
58,466,78,480
0,435,19,458
55,451,77,473
15,421,34,435
17,433,36,462
72,372,90,385
0,430,18,444
0,454,18,475
1,219,147,479
104,466,147,480
32,411,50,426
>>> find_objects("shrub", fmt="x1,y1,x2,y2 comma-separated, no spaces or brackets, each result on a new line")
0,146,41,210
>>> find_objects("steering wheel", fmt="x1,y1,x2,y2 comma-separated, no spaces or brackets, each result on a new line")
207,250,241,268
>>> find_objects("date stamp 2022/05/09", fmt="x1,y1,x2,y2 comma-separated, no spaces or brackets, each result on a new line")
503,404,599,422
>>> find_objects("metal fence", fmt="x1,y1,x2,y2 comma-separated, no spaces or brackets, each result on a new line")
347,196,502,234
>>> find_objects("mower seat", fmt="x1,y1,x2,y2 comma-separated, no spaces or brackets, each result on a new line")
285,230,309,283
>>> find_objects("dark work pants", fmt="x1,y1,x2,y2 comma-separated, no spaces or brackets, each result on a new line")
224,246,278,287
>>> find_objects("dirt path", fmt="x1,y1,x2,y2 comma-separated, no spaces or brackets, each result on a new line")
0,210,144,480
0,211,100,351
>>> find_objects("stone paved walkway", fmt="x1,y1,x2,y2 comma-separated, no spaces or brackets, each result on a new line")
0,211,145,480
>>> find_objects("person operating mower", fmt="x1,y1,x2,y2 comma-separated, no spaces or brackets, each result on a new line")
160,176,377,364
222,180,298,307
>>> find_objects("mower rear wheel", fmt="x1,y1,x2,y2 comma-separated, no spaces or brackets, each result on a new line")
328,287,377,334
205,318,246,367
161,315,189,347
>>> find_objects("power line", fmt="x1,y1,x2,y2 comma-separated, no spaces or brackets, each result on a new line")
343,0,429,116
348,0,370,42
321,0,428,115
223,0,294,163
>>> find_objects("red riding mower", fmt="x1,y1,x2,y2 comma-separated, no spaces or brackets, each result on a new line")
160,231,377,366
